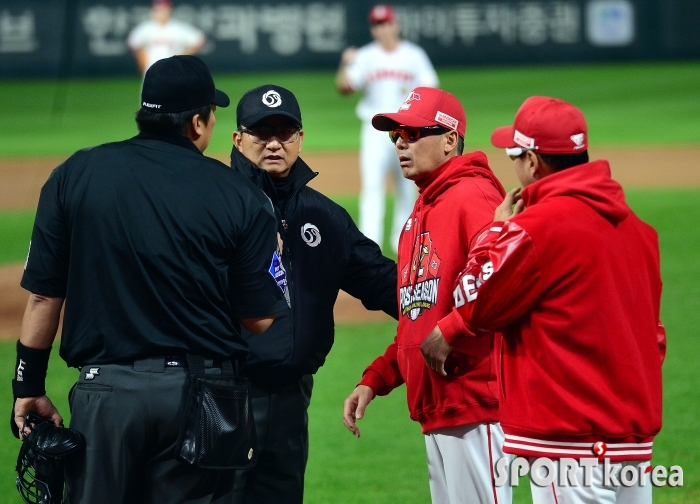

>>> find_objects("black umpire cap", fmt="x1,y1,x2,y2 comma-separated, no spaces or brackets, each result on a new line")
140,55,230,113
236,85,302,128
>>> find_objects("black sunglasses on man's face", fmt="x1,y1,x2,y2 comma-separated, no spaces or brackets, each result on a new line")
389,126,450,144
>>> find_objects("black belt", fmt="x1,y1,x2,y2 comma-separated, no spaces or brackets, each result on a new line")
132,356,232,370
164,356,187,367
163,356,232,369
80,357,238,373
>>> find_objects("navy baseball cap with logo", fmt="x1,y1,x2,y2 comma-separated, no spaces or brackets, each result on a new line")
236,85,303,128
140,55,230,113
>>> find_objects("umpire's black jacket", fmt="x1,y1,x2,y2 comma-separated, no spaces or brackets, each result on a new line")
231,148,398,388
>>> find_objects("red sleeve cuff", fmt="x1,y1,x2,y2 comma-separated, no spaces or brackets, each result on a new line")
358,369,387,396
437,308,471,346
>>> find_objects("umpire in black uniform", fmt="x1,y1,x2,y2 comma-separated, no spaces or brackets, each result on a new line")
229,85,398,504
12,56,288,503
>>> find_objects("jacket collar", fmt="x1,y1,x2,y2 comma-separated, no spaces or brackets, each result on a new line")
522,160,629,224
415,151,505,204
229,147,318,204
134,131,202,155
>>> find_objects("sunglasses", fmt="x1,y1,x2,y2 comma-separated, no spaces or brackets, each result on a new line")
240,125,301,145
389,126,450,144
505,146,537,160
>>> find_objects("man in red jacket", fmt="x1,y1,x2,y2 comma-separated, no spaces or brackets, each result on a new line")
343,87,511,504
443,96,665,503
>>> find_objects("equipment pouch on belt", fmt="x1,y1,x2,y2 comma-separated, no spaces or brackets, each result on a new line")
175,355,257,470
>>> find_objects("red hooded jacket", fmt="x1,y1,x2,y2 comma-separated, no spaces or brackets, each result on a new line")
360,152,505,433
454,161,665,461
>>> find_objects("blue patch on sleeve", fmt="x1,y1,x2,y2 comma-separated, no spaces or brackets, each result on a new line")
269,252,290,306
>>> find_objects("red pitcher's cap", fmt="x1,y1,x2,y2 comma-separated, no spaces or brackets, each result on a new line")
491,96,587,154
372,87,466,137
369,4,395,24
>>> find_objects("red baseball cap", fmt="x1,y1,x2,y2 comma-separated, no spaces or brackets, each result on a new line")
372,87,467,137
491,96,588,155
368,4,395,24
153,0,172,7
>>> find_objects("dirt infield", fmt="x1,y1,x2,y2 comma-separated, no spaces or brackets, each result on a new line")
2,146,699,210
1,146,698,339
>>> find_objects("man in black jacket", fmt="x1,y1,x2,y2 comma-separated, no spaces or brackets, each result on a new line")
230,85,398,504
13,57,287,503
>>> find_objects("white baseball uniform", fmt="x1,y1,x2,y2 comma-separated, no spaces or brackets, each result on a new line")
425,423,512,504
529,459,652,504
127,19,205,73
344,40,438,252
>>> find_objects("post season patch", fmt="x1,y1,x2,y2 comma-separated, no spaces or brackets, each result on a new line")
400,231,442,321
269,251,290,306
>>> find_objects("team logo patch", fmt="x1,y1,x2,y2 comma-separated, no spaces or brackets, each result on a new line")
262,90,282,108
435,111,458,131
400,232,441,321
84,367,100,380
399,92,420,110
570,133,586,149
404,218,412,232
268,251,290,306
514,129,536,149
301,223,321,247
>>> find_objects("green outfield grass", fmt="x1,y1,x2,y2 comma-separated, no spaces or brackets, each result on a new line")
1,59,698,501
0,212,33,265
0,61,698,158
0,189,698,502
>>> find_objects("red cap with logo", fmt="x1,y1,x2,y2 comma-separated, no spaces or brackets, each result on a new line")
368,4,395,24
372,87,467,137
491,96,587,154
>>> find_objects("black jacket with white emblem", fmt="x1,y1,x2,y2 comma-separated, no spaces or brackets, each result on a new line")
230,148,398,387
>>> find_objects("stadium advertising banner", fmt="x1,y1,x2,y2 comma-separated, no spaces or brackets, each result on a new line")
0,0,698,77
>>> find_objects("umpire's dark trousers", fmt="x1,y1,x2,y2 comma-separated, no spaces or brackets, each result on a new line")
65,358,235,504
231,374,313,504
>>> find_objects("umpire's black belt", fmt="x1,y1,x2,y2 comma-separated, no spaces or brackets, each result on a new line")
130,356,236,374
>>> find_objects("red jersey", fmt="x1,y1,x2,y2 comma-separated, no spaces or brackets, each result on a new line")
360,153,505,433
454,161,665,461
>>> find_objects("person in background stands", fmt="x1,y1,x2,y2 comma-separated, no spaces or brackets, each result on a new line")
127,0,206,75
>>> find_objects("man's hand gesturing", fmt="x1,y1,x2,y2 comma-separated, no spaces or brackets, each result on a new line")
343,385,375,438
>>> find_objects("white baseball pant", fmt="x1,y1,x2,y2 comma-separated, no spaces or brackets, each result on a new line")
529,459,652,504
424,422,512,504
358,122,416,253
